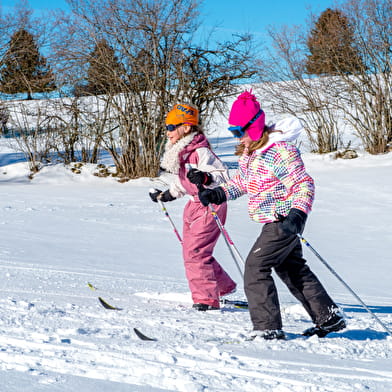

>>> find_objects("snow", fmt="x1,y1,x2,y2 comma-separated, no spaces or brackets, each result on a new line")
0,127,392,391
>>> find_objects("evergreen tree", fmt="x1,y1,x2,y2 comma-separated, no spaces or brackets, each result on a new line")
82,39,125,95
306,8,364,75
0,28,56,99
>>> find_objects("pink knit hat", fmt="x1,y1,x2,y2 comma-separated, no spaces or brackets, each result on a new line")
228,91,265,140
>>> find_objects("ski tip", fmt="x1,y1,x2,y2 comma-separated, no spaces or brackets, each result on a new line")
87,282,97,291
98,297,122,310
133,328,157,341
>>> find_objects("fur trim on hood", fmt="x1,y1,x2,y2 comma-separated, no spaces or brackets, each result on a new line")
160,132,196,174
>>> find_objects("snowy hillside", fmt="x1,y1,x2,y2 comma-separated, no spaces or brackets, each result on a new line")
0,128,391,391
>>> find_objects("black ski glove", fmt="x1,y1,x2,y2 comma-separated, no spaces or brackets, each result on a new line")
149,189,162,202
149,189,176,203
278,208,307,235
198,187,226,207
187,168,212,186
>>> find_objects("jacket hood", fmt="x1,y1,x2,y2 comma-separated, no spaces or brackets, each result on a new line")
160,132,208,174
181,133,209,157
256,117,304,154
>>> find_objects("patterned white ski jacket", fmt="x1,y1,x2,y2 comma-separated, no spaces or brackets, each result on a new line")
220,118,315,223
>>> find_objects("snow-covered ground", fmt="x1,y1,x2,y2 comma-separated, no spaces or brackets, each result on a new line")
0,129,391,391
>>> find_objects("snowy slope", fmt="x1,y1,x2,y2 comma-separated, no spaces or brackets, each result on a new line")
0,133,391,391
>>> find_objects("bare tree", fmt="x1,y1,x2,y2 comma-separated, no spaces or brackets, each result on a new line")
257,25,344,153
2,0,258,175
174,35,257,123
4,100,57,173
76,38,126,96
258,0,391,155
42,96,108,164
0,102,10,134
50,0,258,179
335,0,392,154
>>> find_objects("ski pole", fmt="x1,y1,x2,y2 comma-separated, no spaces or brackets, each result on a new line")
158,199,183,244
298,234,392,337
150,188,183,244
208,203,245,278
185,165,245,278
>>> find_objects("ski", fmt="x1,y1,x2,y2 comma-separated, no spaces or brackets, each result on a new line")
97,297,247,311
133,328,239,344
87,283,122,310
133,328,157,341
220,298,248,309
132,326,342,343
98,296,122,310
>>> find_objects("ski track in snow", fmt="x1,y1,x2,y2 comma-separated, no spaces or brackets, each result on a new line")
0,262,391,392
1,146,392,391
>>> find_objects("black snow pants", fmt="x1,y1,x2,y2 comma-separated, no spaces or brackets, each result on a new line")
244,221,338,331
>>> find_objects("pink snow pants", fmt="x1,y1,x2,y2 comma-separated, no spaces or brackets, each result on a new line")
182,200,236,308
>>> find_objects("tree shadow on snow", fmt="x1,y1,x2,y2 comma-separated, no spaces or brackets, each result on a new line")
286,328,389,341
337,328,390,341
341,303,392,314
0,151,27,166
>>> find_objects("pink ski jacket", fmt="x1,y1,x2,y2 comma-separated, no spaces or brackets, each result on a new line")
168,133,229,198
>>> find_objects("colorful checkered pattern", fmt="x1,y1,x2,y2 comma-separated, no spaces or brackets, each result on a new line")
221,142,315,223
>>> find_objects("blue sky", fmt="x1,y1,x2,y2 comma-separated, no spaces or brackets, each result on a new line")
1,0,338,44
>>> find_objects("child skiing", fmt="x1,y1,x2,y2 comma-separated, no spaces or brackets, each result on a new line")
149,103,236,311
198,91,346,339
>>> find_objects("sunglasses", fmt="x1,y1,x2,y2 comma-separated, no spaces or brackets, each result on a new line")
165,123,184,131
228,109,264,138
